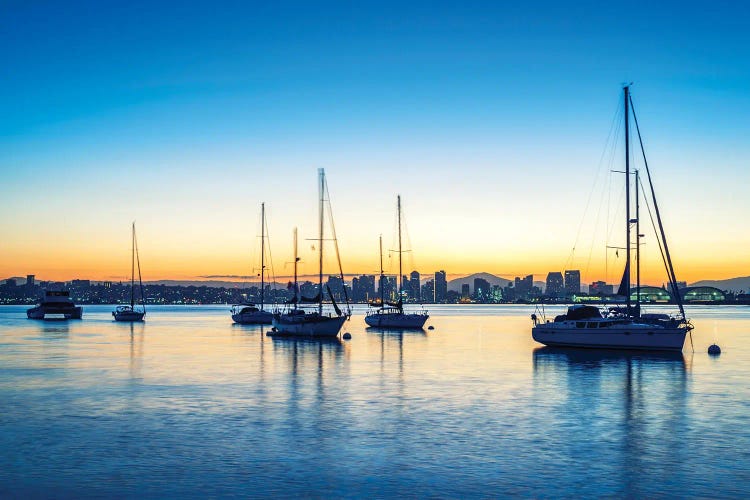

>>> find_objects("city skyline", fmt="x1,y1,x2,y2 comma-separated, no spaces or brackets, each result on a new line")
2,1,749,284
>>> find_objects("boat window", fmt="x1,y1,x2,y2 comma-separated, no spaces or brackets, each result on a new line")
576,322,585,328
587,322,598,328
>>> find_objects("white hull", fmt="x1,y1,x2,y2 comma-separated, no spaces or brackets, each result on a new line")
364,311,428,329
272,313,347,337
532,324,687,351
232,310,273,325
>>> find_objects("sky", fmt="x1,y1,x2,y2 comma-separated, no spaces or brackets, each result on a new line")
1,0,749,285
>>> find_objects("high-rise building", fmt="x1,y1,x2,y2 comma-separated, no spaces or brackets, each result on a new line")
434,270,448,303
564,270,581,297
514,275,534,299
378,275,397,301
26,274,35,288
410,271,421,302
546,272,564,298
421,280,434,304
352,275,376,302
474,278,491,301
461,283,470,299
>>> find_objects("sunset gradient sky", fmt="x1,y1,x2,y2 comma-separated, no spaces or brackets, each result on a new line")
2,1,749,285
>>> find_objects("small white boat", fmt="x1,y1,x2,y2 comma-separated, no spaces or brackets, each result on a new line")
113,222,146,322
272,169,351,338
231,203,273,325
27,290,83,320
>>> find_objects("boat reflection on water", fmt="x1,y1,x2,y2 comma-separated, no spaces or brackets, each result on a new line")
532,346,686,367
532,346,689,495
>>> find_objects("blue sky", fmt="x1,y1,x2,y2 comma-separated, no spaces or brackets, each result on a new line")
1,0,749,282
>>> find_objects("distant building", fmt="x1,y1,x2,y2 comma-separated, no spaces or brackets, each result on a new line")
564,270,581,297
546,272,564,298
352,274,376,302
410,271,421,301
514,275,534,300
474,278,491,301
589,280,614,296
421,279,434,303
5,279,17,287
71,279,91,287
378,275,397,301
434,270,448,303
461,283,470,299
26,274,35,287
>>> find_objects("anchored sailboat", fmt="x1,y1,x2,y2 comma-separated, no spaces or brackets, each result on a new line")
231,202,274,324
271,169,351,337
531,85,693,351
113,222,146,322
365,195,429,329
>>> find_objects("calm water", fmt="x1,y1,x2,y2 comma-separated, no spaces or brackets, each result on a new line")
1,304,749,498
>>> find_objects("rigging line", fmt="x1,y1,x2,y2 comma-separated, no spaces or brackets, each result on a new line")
134,224,145,312
263,207,277,299
639,175,670,293
323,175,351,313
630,94,687,321
562,96,622,272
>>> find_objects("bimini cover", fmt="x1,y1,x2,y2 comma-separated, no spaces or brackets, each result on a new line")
566,305,602,320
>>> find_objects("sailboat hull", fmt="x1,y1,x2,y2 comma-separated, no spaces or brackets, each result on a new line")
113,309,145,322
232,310,273,324
532,324,687,351
272,313,347,337
364,311,428,329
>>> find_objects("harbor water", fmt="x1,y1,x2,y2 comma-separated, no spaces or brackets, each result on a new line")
1,304,749,497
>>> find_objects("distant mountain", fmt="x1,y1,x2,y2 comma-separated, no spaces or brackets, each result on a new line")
448,273,511,293
690,276,750,293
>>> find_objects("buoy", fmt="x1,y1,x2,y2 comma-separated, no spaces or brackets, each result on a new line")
708,344,721,355
427,325,434,330
343,332,352,340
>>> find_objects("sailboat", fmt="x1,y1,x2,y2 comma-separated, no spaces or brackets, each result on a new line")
231,202,274,324
271,169,351,337
113,222,146,322
365,195,429,328
531,85,693,351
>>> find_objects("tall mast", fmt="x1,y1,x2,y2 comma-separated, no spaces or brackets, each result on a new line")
635,169,641,310
379,234,384,304
293,227,299,310
397,195,402,305
260,202,265,310
130,222,135,309
134,223,145,312
318,168,324,315
624,85,631,313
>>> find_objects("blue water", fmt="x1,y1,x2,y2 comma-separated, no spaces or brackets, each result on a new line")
1,304,749,498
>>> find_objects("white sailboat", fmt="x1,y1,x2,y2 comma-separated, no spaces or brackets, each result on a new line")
231,202,274,324
365,195,429,329
113,222,146,322
531,85,693,351
271,169,351,337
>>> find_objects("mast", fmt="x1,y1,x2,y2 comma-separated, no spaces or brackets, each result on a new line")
397,195,403,307
260,202,265,310
134,223,145,312
379,234,384,305
635,169,641,310
130,222,135,309
293,227,299,310
624,85,631,313
318,168,325,315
